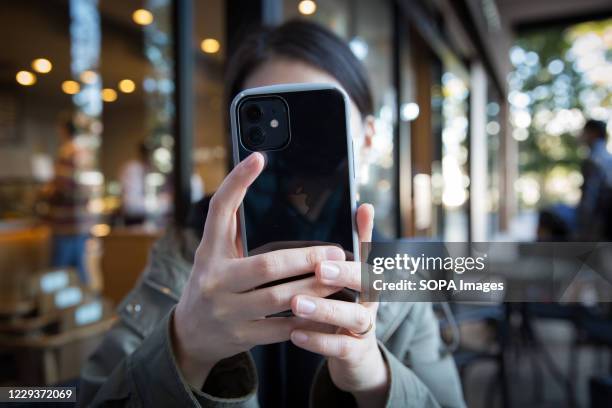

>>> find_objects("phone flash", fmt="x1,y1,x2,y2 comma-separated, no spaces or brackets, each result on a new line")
270,119,279,128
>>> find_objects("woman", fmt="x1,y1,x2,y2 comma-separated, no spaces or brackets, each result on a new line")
80,20,465,408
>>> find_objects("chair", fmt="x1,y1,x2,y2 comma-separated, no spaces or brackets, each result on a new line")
437,302,509,408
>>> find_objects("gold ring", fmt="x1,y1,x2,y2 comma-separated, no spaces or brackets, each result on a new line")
350,314,374,337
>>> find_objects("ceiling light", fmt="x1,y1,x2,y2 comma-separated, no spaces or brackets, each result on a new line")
298,0,317,15
16,71,36,86
118,79,136,93
132,9,154,26
62,80,80,94
201,38,220,54
32,58,52,74
101,88,118,102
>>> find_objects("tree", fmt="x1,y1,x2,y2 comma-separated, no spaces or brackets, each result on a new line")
511,19,612,208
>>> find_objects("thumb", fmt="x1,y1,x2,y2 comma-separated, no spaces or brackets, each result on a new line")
356,203,374,243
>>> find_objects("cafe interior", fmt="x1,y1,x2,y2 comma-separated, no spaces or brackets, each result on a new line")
0,0,612,406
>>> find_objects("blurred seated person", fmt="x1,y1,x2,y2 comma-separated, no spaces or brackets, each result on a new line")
119,142,150,226
576,119,612,240
79,20,465,408
43,116,96,283
536,204,576,241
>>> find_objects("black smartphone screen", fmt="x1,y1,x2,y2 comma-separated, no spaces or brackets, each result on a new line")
232,85,358,263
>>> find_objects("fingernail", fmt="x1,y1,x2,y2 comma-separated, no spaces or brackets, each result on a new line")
296,298,316,314
320,262,340,280
292,331,309,344
326,246,345,261
367,204,375,217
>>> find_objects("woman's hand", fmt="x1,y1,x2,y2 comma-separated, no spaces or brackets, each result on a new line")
289,204,389,408
172,152,346,388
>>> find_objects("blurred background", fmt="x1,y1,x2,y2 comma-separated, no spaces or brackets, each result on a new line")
0,0,611,407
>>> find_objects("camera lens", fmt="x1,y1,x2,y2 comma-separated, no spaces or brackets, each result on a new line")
247,127,265,146
244,104,263,123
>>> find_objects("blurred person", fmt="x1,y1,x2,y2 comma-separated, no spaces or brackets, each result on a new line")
119,142,150,225
80,20,465,408
536,204,576,241
576,119,612,240
44,117,95,283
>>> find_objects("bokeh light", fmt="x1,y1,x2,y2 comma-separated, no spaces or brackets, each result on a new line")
298,0,317,15
132,9,153,26
16,70,36,86
101,88,118,102
62,80,80,95
118,79,136,93
31,58,52,74
200,38,220,54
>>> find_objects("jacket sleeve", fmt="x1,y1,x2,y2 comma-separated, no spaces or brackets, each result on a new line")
79,229,260,407
80,307,259,407
310,303,466,408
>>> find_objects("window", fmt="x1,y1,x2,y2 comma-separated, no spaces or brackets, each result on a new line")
193,0,226,199
284,0,397,237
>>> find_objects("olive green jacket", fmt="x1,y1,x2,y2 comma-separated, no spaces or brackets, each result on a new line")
79,228,466,407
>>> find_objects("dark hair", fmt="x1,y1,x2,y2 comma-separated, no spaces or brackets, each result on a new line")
225,19,374,117
584,119,607,140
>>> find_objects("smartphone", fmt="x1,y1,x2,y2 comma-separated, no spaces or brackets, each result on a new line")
230,83,359,311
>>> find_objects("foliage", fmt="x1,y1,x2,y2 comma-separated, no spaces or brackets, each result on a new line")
511,19,612,207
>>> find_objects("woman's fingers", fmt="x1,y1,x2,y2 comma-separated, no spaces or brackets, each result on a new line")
243,317,336,346
291,295,372,334
316,260,361,291
203,153,264,244
234,276,342,319
223,245,345,292
356,203,374,243
290,330,366,360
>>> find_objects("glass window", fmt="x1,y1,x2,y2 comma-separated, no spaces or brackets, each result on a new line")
193,0,226,199
486,87,502,237
283,0,397,238
0,0,175,285
406,28,443,238
99,0,175,228
440,67,470,241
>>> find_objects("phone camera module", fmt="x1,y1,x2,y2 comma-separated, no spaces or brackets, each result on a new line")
238,96,289,151
245,104,263,123
247,127,266,147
